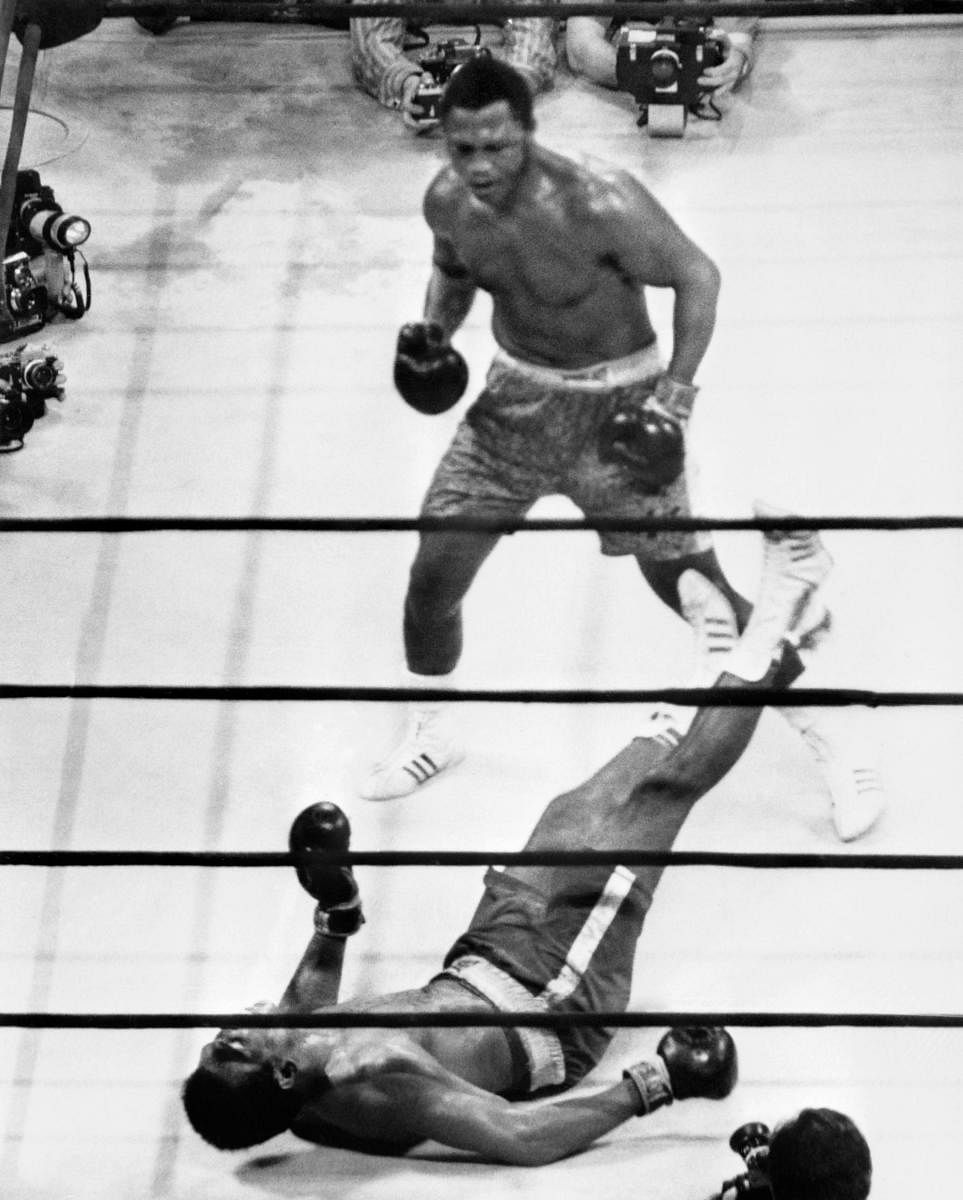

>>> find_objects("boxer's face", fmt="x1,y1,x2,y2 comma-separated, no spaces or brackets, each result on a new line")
444,101,530,208
198,1024,290,1085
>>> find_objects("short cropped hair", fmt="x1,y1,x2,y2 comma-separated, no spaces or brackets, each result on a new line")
439,56,535,131
181,1062,300,1151
769,1108,872,1200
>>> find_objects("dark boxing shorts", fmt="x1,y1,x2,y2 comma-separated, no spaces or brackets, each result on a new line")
438,864,649,1096
421,345,710,561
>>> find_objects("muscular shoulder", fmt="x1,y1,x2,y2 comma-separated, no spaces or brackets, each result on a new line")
569,153,653,221
534,148,645,225
423,167,466,234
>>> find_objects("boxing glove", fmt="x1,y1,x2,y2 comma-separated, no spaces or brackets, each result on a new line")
289,802,365,938
623,1025,737,1116
657,1025,738,1100
394,321,469,415
598,400,685,493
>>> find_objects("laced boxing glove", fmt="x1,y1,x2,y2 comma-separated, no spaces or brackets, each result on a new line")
394,322,469,415
597,375,698,493
623,1025,738,1115
289,802,365,938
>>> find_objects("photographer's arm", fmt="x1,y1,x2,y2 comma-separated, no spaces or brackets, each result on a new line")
502,16,558,95
565,17,619,87
350,1,422,110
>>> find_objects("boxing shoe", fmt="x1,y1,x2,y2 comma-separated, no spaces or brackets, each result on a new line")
724,503,834,682
637,704,689,747
635,570,741,745
289,801,365,937
360,706,465,801
779,705,885,841
678,567,740,684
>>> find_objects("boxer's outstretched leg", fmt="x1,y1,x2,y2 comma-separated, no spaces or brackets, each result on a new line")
513,668,774,897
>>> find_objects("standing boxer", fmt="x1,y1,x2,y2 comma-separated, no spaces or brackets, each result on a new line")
368,56,883,844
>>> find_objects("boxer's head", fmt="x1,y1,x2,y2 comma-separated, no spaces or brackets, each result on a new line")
439,55,535,132
182,1019,306,1150
439,59,535,209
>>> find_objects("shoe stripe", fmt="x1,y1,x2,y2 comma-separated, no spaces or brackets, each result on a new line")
402,754,442,787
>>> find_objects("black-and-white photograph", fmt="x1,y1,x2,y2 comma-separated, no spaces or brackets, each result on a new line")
1,2,960,1196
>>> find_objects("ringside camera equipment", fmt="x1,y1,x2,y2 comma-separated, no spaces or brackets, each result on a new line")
0,341,66,452
1,169,91,344
615,18,725,137
714,1123,774,1199
411,35,491,123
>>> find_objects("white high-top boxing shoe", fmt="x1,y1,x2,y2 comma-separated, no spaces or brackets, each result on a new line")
749,503,885,842
778,702,885,841
638,568,744,745
360,702,465,801
722,503,834,683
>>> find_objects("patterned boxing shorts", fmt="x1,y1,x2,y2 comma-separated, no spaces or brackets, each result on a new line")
421,344,710,560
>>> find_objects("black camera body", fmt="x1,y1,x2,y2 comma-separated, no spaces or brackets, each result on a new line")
2,252,47,340
615,18,725,136
716,1123,775,1200
0,342,66,452
411,42,490,122
1,170,91,344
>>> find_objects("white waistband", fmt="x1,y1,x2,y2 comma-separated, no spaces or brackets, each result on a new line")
492,343,663,390
441,955,566,1092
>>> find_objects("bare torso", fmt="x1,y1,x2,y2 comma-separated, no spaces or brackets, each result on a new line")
291,976,516,1152
427,147,659,369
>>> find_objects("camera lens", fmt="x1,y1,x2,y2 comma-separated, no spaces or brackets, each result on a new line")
23,202,91,252
51,214,91,248
22,359,58,391
650,49,681,88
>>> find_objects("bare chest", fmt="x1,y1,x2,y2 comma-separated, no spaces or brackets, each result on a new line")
455,213,601,304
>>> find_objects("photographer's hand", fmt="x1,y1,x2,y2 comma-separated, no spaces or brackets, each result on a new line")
401,73,440,133
698,31,751,95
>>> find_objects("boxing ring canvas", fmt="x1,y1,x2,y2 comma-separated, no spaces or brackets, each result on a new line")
1,12,962,1199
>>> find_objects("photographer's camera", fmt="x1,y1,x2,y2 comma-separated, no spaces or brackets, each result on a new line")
0,343,67,453
1,169,91,343
411,41,491,123
616,19,725,137
716,1122,774,1199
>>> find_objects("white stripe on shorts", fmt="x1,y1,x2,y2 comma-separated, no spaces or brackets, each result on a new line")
540,866,636,1005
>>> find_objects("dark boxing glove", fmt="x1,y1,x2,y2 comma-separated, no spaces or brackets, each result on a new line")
657,1025,738,1101
598,375,697,493
289,802,365,938
394,321,468,415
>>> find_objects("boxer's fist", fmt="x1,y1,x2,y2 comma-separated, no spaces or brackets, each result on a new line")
289,802,364,938
657,1026,738,1101
598,400,684,493
394,322,468,415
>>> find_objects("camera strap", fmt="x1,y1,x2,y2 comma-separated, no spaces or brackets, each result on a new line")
51,249,90,320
